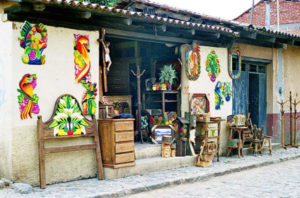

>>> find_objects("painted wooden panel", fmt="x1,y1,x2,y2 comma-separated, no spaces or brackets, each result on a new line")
259,73,267,133
232,71,249,115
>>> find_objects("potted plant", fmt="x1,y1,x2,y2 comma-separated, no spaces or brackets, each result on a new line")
159,65,177,90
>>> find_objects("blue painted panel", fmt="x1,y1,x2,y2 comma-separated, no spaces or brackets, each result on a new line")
232,71,249,115
259,73,267,133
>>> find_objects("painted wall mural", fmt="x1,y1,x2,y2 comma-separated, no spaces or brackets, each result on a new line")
74,34,97,116
74,34,91,83
221,82,232,102
19,21,47,65
206,50,221,82
228,47,242,79
49,95,89,136
185,41,201,81
17,74,40,119
82,82,97,116
214,81,224,110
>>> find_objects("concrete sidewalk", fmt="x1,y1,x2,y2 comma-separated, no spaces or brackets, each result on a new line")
1,148,300,198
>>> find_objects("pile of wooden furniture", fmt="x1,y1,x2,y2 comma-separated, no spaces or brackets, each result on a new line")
227,113,272,157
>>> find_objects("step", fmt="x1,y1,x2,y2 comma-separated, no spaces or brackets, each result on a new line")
103,155,197,179
135,142,161,160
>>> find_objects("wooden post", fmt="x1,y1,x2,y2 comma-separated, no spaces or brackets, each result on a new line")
131,65,145,143
98,31,104,101
101,28,108,93
292,95,300,146
289,91,293,145
277,100,287,148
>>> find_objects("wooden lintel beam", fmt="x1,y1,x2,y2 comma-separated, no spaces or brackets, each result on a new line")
240,31,257,39
105,28,191,44
4,4,31,14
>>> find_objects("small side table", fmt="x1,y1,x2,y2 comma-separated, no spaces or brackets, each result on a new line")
196,120,224,163
227,126,249,158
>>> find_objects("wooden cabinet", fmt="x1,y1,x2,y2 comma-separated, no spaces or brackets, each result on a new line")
98,119,135,168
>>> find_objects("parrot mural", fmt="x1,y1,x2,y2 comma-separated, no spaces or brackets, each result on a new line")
215,81,224,110
206,50,221,82
74,34,97,116
17,74,40,119
74,34,91,83
19,21,47,65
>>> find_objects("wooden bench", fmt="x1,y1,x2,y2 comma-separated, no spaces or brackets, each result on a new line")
37,94,104,188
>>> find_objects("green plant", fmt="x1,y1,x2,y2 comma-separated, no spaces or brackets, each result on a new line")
159,65,177,85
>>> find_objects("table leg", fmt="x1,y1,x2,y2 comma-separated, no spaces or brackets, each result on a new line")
217,121,220,162
238,130,241,158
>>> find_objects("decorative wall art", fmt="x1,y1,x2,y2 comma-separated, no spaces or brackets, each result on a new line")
74,34,97,116
74,34,91,83
48,95,89,136
185,41,201,81
221,82,232,101
19,21,47,65
17,74,40,119
228,47,242,79
206,50,221,82
82,82,97,116
215,81,224,110
190,94,210,114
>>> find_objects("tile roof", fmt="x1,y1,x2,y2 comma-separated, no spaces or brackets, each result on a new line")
40,0,236,36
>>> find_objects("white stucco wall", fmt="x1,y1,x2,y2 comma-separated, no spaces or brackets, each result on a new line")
5,22,99,185
181,45,232,154
0,18,13,179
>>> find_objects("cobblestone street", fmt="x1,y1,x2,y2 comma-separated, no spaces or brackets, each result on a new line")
127,158,300,198
0,148,299,198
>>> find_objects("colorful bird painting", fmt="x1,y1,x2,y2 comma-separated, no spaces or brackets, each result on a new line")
17,74,40,119
215,81,224,110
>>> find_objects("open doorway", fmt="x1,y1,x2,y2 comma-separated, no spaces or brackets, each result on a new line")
104,38,181,142
232,59,268,132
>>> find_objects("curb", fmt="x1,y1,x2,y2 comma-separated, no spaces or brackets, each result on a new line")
93,153,300,198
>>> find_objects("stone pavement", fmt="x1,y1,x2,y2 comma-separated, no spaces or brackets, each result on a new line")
0,148,300,198
127,157,300,198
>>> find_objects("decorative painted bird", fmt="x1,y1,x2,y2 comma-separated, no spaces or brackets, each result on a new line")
215,81,224,110
74,35,91,83
17,74,40,119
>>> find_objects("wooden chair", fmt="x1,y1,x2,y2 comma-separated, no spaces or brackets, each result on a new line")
37,94,104,189
249,125,264,156
243,113,254,144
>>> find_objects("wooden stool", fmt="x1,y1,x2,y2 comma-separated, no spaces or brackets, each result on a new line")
249,139,262,156
261,136,272,155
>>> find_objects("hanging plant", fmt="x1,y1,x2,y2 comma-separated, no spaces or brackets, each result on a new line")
228,47,242,79
185,41,201,81
206,50,221,82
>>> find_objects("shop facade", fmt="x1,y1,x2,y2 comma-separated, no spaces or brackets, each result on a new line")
0,0,300,186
